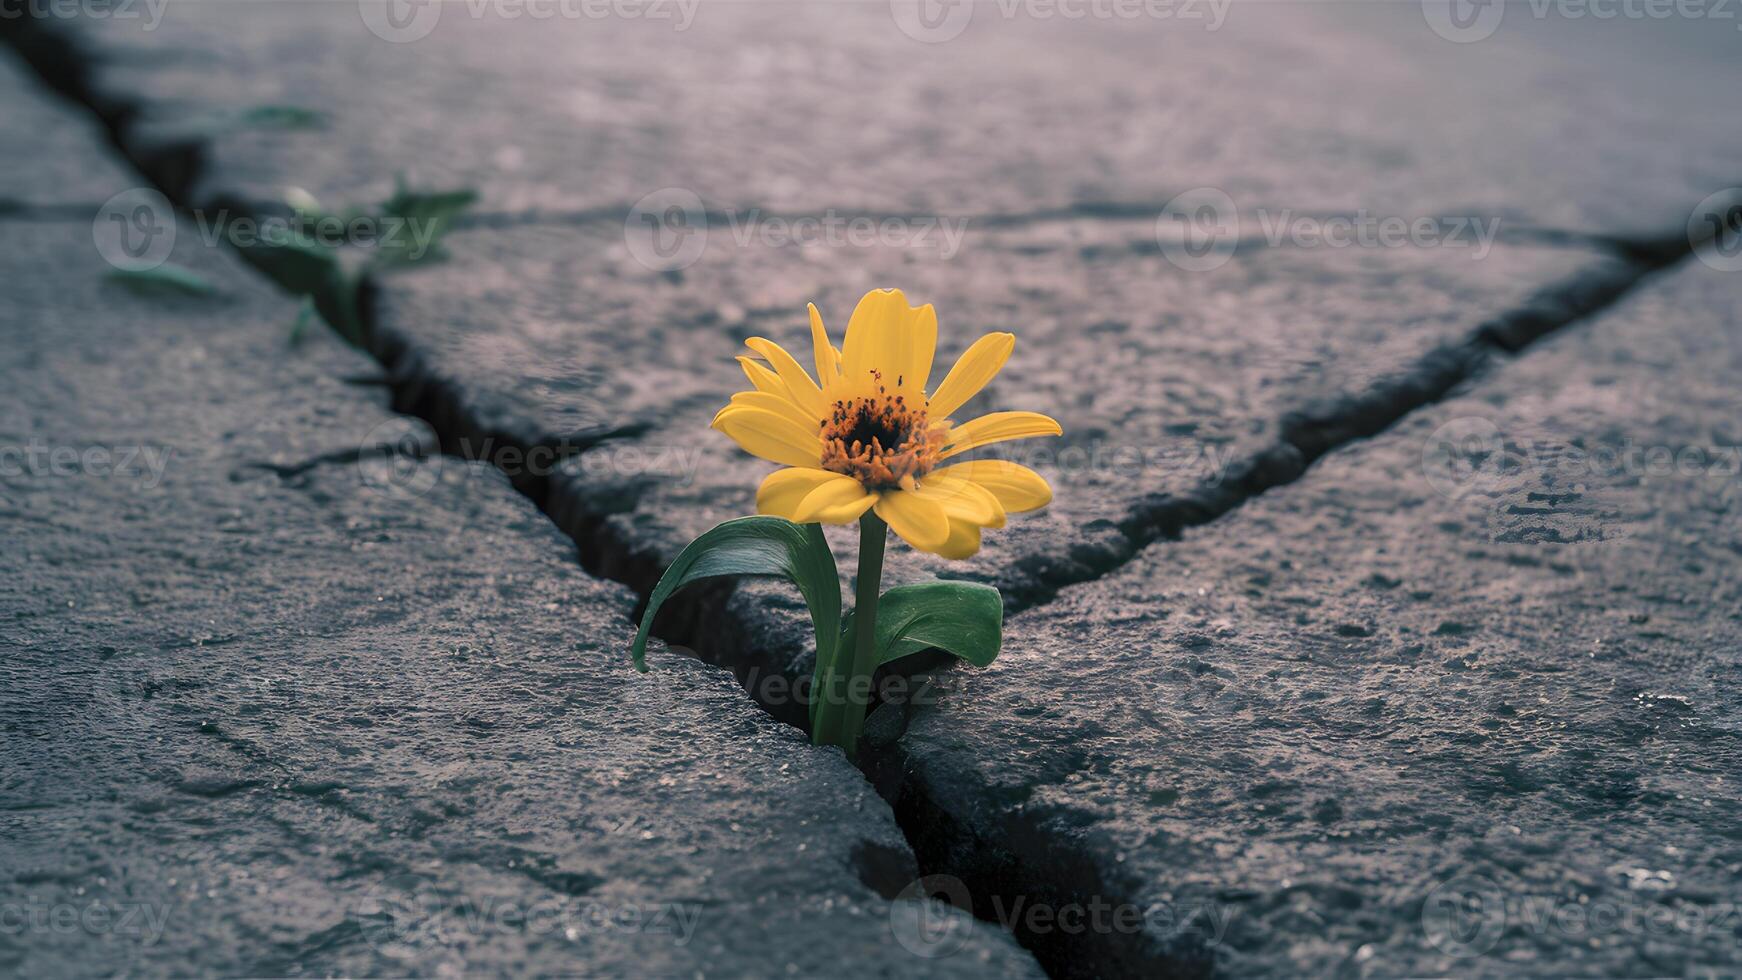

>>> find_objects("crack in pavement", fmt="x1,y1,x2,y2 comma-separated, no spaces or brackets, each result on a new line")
6,14,1731,976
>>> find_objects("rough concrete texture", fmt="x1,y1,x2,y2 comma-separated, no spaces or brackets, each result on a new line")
0,49,134,207
51,1,1742,234
7,5,1742,978
0,56,130,213
0,213,1037,976
364,221,1620,678
891,259,1742,977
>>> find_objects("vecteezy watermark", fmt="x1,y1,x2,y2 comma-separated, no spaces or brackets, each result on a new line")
91,190,457,270
352,874,702,950
0,439,174,489
1422,873,1742,958
0,0,169,30
1689,188,1742,272
1421,416,1742,544
94,188,177,273
990,439,1239,487
1155,188,1502,272
1423,0,1742,43
889,0,1231,43
889,875,1231,959
357,417,443,499
1155,187,1241,272
358,0,698,43
356,419,706,499
1423,417,1742,502
0,897,173,946
187,209,450,264
623,189,971,271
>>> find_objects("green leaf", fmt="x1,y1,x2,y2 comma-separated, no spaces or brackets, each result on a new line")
841,581,1004,670
235,104,327,131
105,263,218,298
287,295,317,347
630,517,840,674
373,180,477,267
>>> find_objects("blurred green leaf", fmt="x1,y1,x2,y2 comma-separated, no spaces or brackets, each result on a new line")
235,104,327,130
373,179,478,268
105,263,217,298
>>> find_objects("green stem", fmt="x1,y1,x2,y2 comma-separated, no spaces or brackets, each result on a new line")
835,512,887,757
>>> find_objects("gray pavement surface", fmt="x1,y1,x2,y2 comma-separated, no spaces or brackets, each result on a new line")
5,3,1742,978
58,1,1742,234
0,104,1036,976
897,260,1742,976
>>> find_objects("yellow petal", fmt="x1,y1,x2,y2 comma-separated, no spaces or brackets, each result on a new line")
807,303,841,387
873,488,950,552
913,475,1005,528
714,407,824,468
927,332,1014,420
794,478,877,524
716,390,819,434
738,355,786,396
756,467,844,520
934,519,983,560
839,288,911,394
941,411,1063,459
910,303,938,396
931,459,1053,513
745,337,826,420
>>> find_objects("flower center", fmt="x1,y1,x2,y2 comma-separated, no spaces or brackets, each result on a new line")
820,381,943,491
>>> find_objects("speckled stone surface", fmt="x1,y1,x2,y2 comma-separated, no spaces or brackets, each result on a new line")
49,1,1742,233
0,49,134,207
892,259,1742,977
8,6,1742,977
0,213,1036,976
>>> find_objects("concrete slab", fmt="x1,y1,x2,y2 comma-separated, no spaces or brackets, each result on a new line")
889,258,1742,976
47,1,1742,234
0,47,134,207
0,216,1038,975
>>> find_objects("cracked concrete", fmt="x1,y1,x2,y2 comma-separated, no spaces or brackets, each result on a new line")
892,258,1742,977
0,96,1036,977
41,1,1742,233
5,4,1742,977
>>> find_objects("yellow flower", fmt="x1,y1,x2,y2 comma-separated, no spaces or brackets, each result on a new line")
711,288,1060,559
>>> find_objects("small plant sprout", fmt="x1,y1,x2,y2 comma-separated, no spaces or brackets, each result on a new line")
630,288,1061,757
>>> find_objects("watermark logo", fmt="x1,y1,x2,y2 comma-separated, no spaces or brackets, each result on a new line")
360,0,699,42
890,0,975,42
1158,190,1504,272
1690,188,1742,273
1425,0,1741,42
1156,187,1239,272
893,0,1231,40
623,191,971,270
93,188,175,272
358,417,443,499
624,187,708,272
1422,875,1508,956
890,874,976,959
0,439,175,490
359,0,442,42
1422,416,1505,501
354,873,442,949
1422,0,1506,42
0,895,173,946
0,0,169,30
352,873,703,950
1422,872,1742,958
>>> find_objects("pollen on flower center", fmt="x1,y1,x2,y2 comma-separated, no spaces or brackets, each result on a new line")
820,375,945,491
